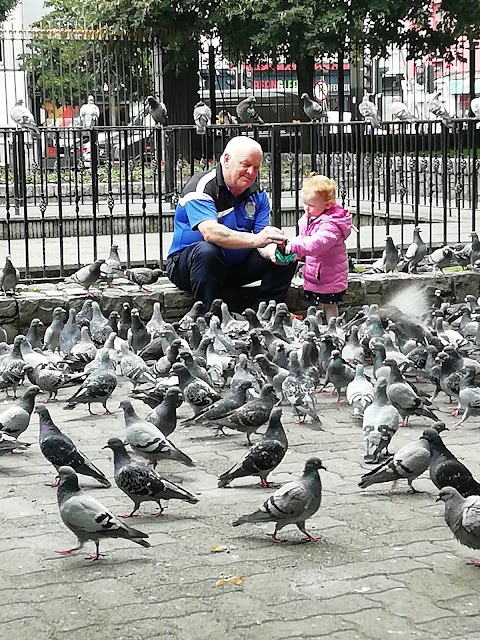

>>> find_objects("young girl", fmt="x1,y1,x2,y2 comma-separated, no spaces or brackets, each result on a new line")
285,175,352,320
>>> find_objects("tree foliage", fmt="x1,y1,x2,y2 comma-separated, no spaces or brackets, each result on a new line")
0,0,18,22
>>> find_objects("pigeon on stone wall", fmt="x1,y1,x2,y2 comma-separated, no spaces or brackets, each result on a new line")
56,466,149,560
359,94,382,129
100,244,123,282
10,99,40,138
426,246,455,274
104,438,198,517
398,226,427,273
236,96,264,125
471,97,480,118
370,236,399,273
232,457,325,543
193,101,212,135
0,256,20,295
79,95,100,129
65,259,105,293
301,93,325,121
125,267,164,292
145,95,168,126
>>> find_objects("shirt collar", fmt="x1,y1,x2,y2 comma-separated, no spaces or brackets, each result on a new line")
216,163,260,202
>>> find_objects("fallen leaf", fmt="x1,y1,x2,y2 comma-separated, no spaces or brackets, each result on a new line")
210,545,229,554
215,575,245,587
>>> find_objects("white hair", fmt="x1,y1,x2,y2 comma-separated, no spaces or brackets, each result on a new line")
220,136,263,164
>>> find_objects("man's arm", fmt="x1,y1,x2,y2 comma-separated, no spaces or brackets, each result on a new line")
197,219,285,249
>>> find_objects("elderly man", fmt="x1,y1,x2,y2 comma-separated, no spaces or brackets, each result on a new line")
166,136,296,311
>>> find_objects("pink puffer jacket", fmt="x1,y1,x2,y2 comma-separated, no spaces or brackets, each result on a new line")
288,203,352,294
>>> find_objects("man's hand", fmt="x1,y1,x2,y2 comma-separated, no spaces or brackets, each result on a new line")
254,226,285,249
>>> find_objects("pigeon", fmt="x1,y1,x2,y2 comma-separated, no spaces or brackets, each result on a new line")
181,380,252,427
27,363,85,402
471,97,480,118
146,386,183,437
384,358,438,426
346,364,374,422
426,246,455,274
103,438,198,517
43,307,66,352
218,407,288,488
36,405,111,487
0,430,31,455
232,457,325,543
76,299,93,328
119,342,156,387
125,267,164,292
121,400,195,468
172,362,221,416
25,318,44,350
390,101,416,122
10,99,40,138
146,302,166,339
341,327,364,364
362,377,400,462
423,427,480,497
193,101,212,135
79,95,100,128
0,335,28,397
59,308,81,356
359,94,382,129
323,350,355,402
63,358,117,414
0,385,40,438
359,422,446,493
236,96,264,125
455,366,480,427
100,244,123,282
372,236,400,273
301,93,325,121
127,308,151,354
65,260,105,292
437,487,480,566
0,256,20,295
145,95,168,125
399,226,427,273
216,110,239,126
281,351,322,426
205,382,278,445
428,92,453,129
63,326,97,371
130,380,172,409
55,466,149,560
470,232,480,268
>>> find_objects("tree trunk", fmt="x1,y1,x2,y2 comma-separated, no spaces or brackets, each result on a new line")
295,54,315,122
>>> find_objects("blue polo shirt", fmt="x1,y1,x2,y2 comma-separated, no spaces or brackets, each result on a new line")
168,164,271,266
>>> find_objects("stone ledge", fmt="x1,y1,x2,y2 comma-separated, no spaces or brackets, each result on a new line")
1,270,479,340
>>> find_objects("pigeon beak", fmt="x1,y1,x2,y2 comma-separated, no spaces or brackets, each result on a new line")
435,496,442,502
101,445,109,450
320,463,327,471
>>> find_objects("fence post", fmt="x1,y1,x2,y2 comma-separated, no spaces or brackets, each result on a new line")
164,129,175,199
12,131,26,215
271,125,282,228
208,45,217,122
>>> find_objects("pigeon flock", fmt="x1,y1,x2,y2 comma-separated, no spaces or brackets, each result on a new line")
2,266,480,566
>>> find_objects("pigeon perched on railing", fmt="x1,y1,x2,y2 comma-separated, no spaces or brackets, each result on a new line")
301,93,325,121
359,94,382,129
145,95,168,125
193,101,212,135
428,92,453,129
79,95,100,128
471,97,480,118
236,96,264,125
10,99,40,138
390,101,416,122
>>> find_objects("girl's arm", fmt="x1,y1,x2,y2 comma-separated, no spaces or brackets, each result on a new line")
288,223,343,259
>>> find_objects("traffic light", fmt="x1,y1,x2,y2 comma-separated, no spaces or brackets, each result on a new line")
416,65,425,85
426,65,435,93
364,61,373,93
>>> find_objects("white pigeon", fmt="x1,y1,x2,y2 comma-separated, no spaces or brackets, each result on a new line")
346,364,374,421
428,92,453,129
193,101,212,135
362,377,400,462
10,99,40,138
359,94,382,129
79,95,100,128
471,97,480,118
390,101,416,122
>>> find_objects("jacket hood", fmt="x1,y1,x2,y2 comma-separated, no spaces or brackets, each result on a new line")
306,203,352,239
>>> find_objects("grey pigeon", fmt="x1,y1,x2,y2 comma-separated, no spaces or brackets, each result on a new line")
127,308,150,354
427,246,455,274
100,244,123,282
282,351,322,426
359,422,446,493
79,95,100,128
146,386,183,437
43,307,66,352
428,92,453,129
10,99,40,138
26,318,44,350
236,96,264,125
145,95,168,125
362,377,399,462
76,299,93,328
372,236,399,273
178,301,205,331
384,358,438,426
36,405,111,487
232,457,325,543
119,342,156,387
179,350,214,387
0,431,31,455
0,255,20,295
63,326,97,371
27,363,86,402
172,362,221,416
65,259,105,292
218,407,288,488
146,302,166,339
130,380,172,409
0,385,40,438
301,93,325,121
59,308,81,356
56,466,149,561
104,438,198,517
181,380,251,427
359,94,382,129
118,302,132,340
204,383,278,445
422,427,480,497
472,97,480,118
193,101,212,134
125,267,164,292
399,226,427,273
323,350,355,401
437,486,480,566
63,358,117,414
390,101,416,122
455,365,480,426
0,335,27,397
121,400,195,468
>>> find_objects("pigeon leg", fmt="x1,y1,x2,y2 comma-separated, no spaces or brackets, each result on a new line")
259,478,273,488
335,391,341,404
153,502,164,516
271,532,282,544
56,543,83,556
87,404,97,416
466,559,480,567
86,541,105,561
121,504,140,518
407,480,421,494
297,522,319,542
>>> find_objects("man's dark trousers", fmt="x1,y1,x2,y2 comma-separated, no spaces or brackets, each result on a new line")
166,241,296,311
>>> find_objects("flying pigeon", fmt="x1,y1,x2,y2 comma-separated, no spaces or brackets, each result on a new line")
359,94,382,129
428,92,453,129
218,407,288,488
0,255,20,295
36,404,111,487
390,101,416,122
301,93,325,121
10,99,40,138
236,96,264,125
437,487,480,566
104,438,198,517
193,101,212,135
79,95,100,128
56,466,150,560
232,457,325,543
65,260,105,293
145,95,167,125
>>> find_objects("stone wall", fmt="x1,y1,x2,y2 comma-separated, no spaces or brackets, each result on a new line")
1,270,479,340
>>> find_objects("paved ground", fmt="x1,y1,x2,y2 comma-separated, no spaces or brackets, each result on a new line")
2,371,480,640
